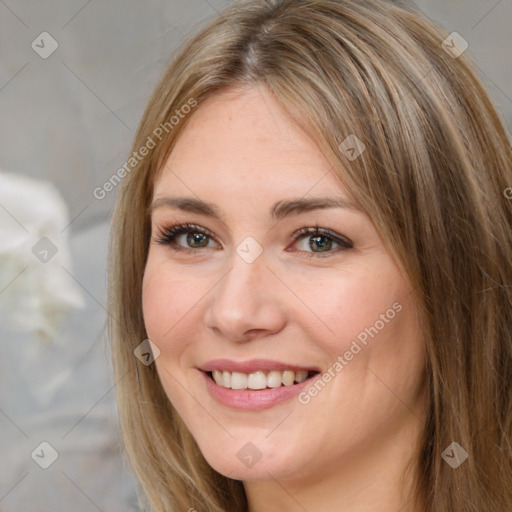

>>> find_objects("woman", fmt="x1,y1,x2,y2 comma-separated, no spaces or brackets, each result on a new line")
108,1,512,511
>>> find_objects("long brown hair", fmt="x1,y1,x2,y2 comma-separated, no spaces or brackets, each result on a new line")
108,1,512,510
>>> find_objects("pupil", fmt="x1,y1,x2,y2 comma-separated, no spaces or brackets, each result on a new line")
188,232,208,247
311,235,331,251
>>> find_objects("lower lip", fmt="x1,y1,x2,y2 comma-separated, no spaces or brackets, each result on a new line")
202,371,318,411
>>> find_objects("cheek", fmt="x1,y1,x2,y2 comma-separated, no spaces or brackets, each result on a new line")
288,263,408,357
142,260,194,344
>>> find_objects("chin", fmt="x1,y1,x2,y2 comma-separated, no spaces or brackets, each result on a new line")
196,435,308,481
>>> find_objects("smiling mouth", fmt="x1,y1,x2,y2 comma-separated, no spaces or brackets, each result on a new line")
206,369,320,390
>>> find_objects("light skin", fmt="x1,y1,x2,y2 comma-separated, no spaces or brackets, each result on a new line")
142,85,428,512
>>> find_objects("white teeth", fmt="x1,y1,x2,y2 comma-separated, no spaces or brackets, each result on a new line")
209,369,313,389
295,370,309,383
247,371,267,390
282,370,295,386
231,372,248,390
267,370,282,388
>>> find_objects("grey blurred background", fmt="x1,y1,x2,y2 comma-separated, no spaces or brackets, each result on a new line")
0,0,510,510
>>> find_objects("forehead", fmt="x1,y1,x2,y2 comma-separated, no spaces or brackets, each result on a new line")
157,86,343,186
152,86,353,218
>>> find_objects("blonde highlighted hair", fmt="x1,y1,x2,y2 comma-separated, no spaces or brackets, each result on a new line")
108,1,512,510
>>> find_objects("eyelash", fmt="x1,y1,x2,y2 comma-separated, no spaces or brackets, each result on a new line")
154,222,353,259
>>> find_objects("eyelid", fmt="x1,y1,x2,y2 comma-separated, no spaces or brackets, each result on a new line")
291,225,353,249
153,223,218,247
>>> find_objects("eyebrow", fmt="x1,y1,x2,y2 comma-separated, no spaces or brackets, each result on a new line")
148,196,362,221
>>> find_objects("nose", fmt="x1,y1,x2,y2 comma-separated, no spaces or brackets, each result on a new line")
203,248,287,343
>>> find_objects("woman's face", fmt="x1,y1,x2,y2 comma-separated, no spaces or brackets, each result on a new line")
142,85,426,484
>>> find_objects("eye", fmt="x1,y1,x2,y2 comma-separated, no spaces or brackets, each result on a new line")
289,225,353,258
154,223,218,252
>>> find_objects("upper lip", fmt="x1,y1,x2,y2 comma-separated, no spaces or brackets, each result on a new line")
199,359,320,374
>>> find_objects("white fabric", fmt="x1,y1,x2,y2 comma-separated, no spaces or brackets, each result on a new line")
0,175,141,510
